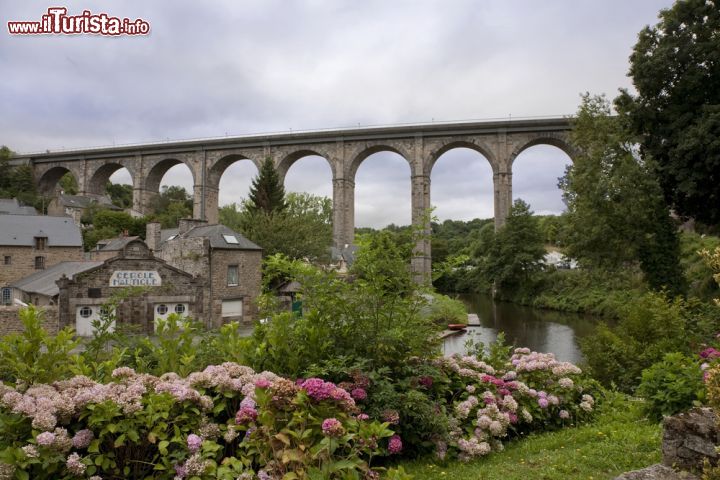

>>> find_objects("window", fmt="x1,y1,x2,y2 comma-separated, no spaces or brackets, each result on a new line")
175,304,186,314
227,265,239,286
156,304,168,315
34,237,47,250
221,299,243,318
79,306,93,318
223,234,239,245
88,288,102,298
1,288,11,305
34,256,45,270
3,256,10,265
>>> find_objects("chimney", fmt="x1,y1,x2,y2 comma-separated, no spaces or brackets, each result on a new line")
146,222,161,251
178,218,207,235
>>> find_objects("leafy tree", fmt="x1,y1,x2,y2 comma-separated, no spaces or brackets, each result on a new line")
81,210,147,250
151,185,193,227
220,192,332,262
58,172,78,195
247,158,286,215
0,146,42,209
560,94,684,294
616,0,720,225
105,182,133,209
480,199,545,294
351,230,413,297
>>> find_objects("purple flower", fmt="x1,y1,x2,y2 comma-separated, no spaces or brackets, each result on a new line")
419,376,433,388
71,429,94,449
36,431,56,447
700,347,720,359
538,397,549,409
321,418,345,437
300,378,335,401
235,406,258,424
559,410,570,419
351,388,367,401
382,409,400,425
357,413,370,421
388,434,403,454
66,452,86,476
254,378,271,389
187,434,202,453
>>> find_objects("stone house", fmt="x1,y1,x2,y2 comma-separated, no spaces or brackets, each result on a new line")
0,198,38,216
57,239,204,336
147,219,262,326
47,193,120,226
9,261,102,307
0,214,84,305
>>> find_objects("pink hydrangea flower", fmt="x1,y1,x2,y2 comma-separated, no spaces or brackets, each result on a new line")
187,434,202,453
72,429,94,449
351,388,367,401
321,418,344,437
388,434,403,454
235,406,258,424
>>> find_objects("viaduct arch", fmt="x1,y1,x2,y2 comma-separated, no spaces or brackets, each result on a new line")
14,117,574,282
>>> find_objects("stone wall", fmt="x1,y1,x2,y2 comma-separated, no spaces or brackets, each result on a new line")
0,305,58,336
663,408,719,471
57,243,203,334
0,246,85,287
209,249,262,326
157,237,209,278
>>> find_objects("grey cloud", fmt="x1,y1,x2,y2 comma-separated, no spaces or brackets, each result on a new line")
1,0,673,226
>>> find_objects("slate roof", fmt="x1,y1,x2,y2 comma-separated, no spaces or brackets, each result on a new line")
330,244,358,266
58,194,119,210
0,198,38,215
97,236,140,251
0,214,82,247
161,224,261,250
11,261,103,297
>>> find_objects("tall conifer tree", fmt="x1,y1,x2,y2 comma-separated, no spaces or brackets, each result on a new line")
247,158,286,215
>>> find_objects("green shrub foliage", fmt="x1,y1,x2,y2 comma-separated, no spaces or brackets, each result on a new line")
637,352,705,421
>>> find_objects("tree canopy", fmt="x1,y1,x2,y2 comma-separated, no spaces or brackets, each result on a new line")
561,94,684,294
247,158,286,215
617,0,720,225
480,199,546,294
220,192,332,262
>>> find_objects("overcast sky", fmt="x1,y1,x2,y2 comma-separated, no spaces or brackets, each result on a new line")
0,0,673,227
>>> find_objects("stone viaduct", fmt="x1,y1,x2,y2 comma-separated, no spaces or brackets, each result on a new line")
12,117,575,280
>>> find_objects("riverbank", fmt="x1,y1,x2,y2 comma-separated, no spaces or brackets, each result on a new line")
399,392,661,480
453,231,720,319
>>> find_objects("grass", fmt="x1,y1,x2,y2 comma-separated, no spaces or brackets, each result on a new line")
398,392,661,480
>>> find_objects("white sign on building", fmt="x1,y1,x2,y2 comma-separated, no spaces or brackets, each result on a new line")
109,271,162,287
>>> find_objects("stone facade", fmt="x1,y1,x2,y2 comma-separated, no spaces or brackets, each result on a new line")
0,245,84,291
206,248,262,325
152,220,262,326
0,306,58,336
57,240,203,335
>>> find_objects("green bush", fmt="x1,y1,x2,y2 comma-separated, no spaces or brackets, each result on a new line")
245,238,442,377
0,365,393,479
425,293,467,325
580,292,709,392
0,305,78,385
636,352,704,421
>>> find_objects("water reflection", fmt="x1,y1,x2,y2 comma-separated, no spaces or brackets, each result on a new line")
441,293,599,364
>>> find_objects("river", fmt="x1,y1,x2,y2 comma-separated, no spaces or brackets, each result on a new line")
441,293,600,364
